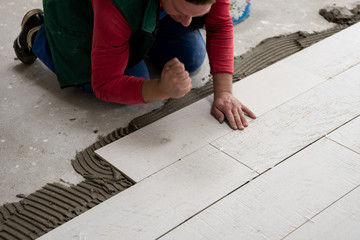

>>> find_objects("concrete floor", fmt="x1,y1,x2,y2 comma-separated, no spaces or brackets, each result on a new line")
0,0,355,206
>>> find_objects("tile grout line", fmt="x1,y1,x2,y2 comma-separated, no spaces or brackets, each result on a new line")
281,184,360,240
325,137,360,156
256,114,360,175
155,178,253,240
134,142,224,184
135,140,258,185
329,60,360,79
210,114,360,177
209,141,255,172
324,114,360,136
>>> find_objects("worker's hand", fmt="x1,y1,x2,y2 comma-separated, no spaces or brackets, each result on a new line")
159,58,192,99
212,91,256,130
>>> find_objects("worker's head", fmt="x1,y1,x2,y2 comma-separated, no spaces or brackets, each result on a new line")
162,0,215,27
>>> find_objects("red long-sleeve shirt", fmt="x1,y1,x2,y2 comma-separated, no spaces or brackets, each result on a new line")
91,0,233,104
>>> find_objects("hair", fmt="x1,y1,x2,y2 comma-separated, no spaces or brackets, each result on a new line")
185,0,216,5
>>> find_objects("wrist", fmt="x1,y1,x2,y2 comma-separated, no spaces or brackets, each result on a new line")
213,73,233,98
142,79,168,103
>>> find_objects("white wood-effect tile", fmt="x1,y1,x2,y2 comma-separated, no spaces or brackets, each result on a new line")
96,60,325,182
231,61,325,116
284,186,360,240
328,116,360,154
285,23,360,79
39,145,255,240
161,139,360,240
212,63,360,173
96,98,231,182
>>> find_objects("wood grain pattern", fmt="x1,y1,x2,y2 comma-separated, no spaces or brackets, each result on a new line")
161,139,360,240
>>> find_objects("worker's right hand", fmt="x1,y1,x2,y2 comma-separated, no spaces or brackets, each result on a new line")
158,58,192,99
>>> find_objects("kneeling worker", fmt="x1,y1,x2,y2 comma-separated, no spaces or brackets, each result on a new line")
13,0,256,130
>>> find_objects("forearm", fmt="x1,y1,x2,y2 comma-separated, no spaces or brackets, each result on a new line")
92,74,147,104
213,72,233,97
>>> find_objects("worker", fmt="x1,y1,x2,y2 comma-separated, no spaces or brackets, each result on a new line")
13,0,256,130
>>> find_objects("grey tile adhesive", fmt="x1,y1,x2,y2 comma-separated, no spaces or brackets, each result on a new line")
1,6,359,240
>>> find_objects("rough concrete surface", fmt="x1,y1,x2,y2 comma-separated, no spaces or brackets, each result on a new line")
0,0,357,207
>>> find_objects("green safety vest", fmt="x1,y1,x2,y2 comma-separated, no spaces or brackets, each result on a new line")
43,0,160,88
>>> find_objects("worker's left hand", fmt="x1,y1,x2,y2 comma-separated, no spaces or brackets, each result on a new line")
211,91,256,130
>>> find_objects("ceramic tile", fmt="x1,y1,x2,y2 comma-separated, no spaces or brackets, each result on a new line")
95,98,231,182
285,23,360,79
232,61,325,116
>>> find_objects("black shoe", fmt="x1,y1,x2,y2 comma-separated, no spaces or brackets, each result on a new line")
13,9,44,64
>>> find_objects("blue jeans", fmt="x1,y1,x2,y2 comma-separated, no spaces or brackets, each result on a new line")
148,14,206,73
32,12,206,91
